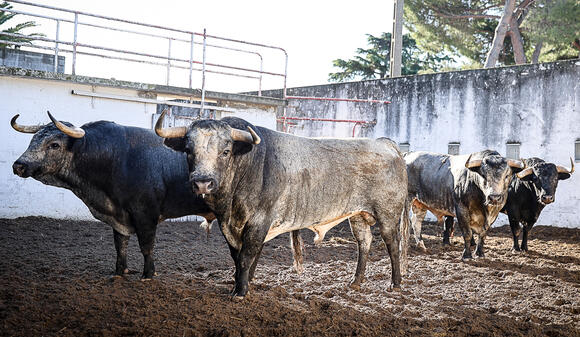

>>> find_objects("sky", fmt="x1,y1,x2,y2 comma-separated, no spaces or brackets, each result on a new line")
7,0,395,93
6,2,579,221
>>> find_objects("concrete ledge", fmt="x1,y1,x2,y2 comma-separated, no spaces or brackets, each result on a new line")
0,66,286,107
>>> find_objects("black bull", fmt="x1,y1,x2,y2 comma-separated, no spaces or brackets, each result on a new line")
156,112,409,299
501,157,574,251
11,112,215,279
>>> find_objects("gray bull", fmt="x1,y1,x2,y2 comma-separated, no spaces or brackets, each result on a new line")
156,112,409,299
11,112,214,279
405,150,524,259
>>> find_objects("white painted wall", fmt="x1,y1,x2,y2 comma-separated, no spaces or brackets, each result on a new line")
268,61,580,228
0,75,276,220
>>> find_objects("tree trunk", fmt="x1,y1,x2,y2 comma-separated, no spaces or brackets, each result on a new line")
484,0,517,68
532,41,543,64
508,17,526,64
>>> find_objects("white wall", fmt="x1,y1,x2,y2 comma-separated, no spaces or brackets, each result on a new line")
264,60,580,228
0,76,276,220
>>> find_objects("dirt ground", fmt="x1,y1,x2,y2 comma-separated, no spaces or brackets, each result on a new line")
1,217,579,337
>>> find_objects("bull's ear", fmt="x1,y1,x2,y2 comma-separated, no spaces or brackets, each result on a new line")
164,137,186,152
232,141,253,155
558,172,571,181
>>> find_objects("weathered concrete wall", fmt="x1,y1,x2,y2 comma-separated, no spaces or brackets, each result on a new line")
262,60,580,228
0,67,281,220
1,49,65,73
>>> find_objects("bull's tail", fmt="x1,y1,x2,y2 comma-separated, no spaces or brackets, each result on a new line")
399,197,410,276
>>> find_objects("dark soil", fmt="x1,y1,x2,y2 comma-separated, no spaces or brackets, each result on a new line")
1,217,579,336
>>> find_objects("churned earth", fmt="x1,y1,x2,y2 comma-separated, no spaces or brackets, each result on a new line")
1,216,579,336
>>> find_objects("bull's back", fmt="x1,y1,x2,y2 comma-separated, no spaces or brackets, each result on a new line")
405,151,456,214
90,124,208,219
259,130,406,227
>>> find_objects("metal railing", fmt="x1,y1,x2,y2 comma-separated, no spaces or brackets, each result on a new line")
1,0,288,98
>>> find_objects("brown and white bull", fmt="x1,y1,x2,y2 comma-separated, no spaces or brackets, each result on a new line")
405,150,524,260
155,111,409,299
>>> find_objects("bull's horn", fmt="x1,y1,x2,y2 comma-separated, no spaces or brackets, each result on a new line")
465,154,482,169
507,159,525,169
556,157,575,175
516,167,534,179
154,108,187,138
47,111,85,138
10,114,45,133
231,126,261,145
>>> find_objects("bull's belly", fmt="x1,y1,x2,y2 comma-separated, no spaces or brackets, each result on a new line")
264,210,370,244
413,198,455,219
87,206,135,236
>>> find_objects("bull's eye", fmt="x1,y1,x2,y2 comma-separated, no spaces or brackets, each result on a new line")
222,149,231,157
49,142,60,150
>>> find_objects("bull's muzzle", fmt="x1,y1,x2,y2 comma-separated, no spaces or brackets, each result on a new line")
190,176,217,196
540,195,554,205
486,194,503,205
12,160,30,178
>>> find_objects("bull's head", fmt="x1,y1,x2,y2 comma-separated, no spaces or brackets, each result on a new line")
155,110,260,197
11,112,85,186
465,151,524,206
515,158,574,205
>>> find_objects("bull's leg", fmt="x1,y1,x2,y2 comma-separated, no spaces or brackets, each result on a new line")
475,234,486,258
135,228,157,280
290,230,305,274
442,216,454,246
456,212,473,260
378,217,402,290
509,217,521,252
248,244,264,282
113,230,130,276
348,215,373,289
231,225,269,299
410,203,427,252
521,224,534,252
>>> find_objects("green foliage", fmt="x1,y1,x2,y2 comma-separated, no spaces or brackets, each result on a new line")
328,32,451,82
523,0,580,61
0,1,44,49
404,0,579,67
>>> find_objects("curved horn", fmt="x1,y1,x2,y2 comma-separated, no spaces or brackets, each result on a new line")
507,159,525,169
230,126,261,145
10,114,45,133
465,154,482,169
516,167,534,179
47,111,85,138
154,108,187,138
556,157,575,175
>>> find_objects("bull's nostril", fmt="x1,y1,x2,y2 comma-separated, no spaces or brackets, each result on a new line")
12,161,28,177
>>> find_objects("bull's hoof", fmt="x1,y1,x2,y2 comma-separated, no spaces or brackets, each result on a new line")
417,241,427,253
110,274,124,280
293,263,304,275
387,284,402,292
461,256,473,262
349,281,361,290
231,295,246,302
140,277,153,282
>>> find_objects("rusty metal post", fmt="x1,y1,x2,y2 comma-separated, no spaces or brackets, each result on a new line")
188,33,194,89
54,19,60,72
72,12,78,75
200,28,207,117
258,54,263,96
166,38,172,85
